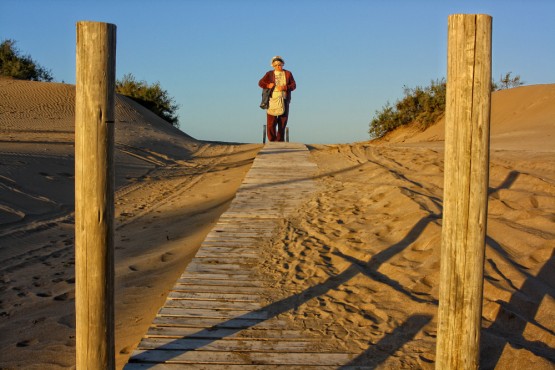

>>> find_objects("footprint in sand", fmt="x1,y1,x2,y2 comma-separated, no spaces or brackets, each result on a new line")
12,287,28,297
54,292,71,301
16,339,38,347
529,195,539,208
160,252,174,262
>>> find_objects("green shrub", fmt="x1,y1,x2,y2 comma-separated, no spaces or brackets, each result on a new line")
0,39,53,81
369,79,446,139
116,73,180,128
369,71,523,139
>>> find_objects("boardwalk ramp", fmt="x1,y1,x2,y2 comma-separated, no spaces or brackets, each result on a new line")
125,142,358,369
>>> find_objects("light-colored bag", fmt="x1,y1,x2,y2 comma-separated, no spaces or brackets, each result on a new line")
267,95,285,116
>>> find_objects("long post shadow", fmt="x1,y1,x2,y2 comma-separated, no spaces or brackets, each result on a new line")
126,212,440,367
482,249,555,367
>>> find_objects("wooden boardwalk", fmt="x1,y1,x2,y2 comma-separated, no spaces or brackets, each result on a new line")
125,142,359,369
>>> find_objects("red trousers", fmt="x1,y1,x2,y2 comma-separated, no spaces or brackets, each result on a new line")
266,103,289,142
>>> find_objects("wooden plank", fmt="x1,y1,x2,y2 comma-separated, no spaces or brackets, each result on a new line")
135,337,347,352
167,291,260,302
195,253,260,259
185,263,250,272
184,267,252,275
152,316,268,329
125,364,345,369
206,231,274,237
171,284,265,294
202,237,267,243
187,257,259,264
193,248,260,255
158,308,268,320
128,350,356,366
195,248,260,254
176,278,264,287
178,273,254,281
163,299,262,311
190,253,259,260
145,326,308,339
221,212,282,218
203,235,267,240
200,241,261,247
202,235,265,241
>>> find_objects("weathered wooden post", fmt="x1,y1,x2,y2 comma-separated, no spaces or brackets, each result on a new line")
436,14,492,370
75,21,117,370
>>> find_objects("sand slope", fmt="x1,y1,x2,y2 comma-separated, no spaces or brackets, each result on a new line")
0,77,261,369
379,83,555,152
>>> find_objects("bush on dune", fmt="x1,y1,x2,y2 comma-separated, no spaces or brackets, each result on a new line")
0,39,53,82
369,79,446,139
369,72,524,139
116,73,180,128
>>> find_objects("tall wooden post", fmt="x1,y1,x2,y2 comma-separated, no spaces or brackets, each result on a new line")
75,21,117,370
436,14,492,370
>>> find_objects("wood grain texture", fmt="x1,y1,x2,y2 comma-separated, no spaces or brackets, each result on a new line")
436,14,492,370
75,20,117,370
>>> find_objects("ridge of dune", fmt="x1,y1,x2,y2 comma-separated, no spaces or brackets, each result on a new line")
377,83,555,152
0,76,197,150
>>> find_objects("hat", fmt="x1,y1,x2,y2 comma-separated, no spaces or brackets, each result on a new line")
271,56,285,66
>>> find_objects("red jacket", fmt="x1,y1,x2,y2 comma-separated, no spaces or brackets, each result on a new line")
258,70,296,103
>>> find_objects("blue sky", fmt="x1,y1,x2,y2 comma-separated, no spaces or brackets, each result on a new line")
2,0,554,144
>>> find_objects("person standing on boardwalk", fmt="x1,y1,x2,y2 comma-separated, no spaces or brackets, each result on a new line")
259,56,296,142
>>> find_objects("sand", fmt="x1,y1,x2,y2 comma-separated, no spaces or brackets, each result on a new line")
256,84,554,368
1,77,553,369
0,76,261,369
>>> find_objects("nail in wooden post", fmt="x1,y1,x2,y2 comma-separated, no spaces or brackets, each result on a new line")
436,14,492,370
75,21,117,370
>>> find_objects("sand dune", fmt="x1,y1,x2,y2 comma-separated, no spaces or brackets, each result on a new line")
378,83,555,152
1,77,553,369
